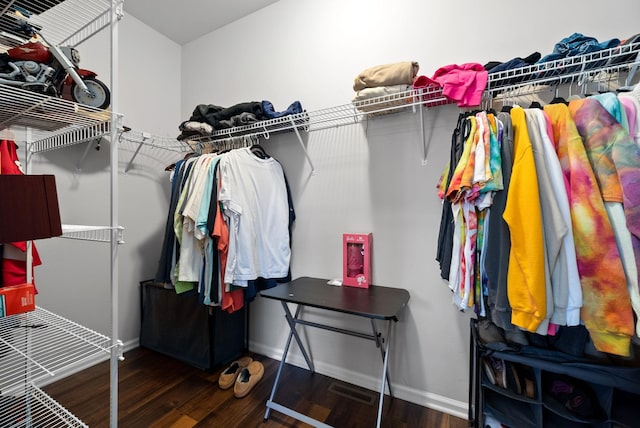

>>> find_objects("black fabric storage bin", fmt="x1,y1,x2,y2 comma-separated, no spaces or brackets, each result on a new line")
139,280,246,371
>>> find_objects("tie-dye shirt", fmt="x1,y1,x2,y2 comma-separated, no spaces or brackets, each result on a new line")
571,97,640,341
545,102,633,356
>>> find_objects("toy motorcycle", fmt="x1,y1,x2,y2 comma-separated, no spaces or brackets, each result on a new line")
0,20,110,109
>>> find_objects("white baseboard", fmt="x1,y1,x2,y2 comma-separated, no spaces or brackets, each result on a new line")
248,340,469,420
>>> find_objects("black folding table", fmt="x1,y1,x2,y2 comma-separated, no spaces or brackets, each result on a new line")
260,276,410,428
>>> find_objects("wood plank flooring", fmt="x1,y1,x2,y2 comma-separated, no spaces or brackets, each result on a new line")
44,347,469,428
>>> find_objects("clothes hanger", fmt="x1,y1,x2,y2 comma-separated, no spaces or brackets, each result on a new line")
250,141,269,159
164,151,196,171
549,85,567,104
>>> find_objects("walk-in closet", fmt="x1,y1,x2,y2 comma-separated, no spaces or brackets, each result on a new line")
1,1,640,427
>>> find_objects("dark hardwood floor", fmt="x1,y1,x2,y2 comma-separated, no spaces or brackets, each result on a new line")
44,347,469,427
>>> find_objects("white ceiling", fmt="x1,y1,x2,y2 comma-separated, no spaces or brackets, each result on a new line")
123,0,279,45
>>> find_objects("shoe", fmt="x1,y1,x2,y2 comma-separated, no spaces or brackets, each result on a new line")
524,376,536,399
548,376,599,418
504,362,522,395
482,358,496,385
234,361,264,398
218,356,253,390
477,319,506,345
508,363,536,398
482,357,506,389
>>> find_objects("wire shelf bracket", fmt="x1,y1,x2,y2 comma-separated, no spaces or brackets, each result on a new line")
61,224,125,244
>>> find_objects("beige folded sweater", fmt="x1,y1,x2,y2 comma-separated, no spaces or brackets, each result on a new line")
353,61,419,91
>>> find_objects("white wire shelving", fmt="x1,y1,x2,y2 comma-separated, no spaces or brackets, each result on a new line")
0,0,112,50
0,1,123,427
0,84,112,133
199,41,640,142
123,40,640,172
485,41,640,96
29,116,113,152
61,224,124,243
0,306,118,394
200,85,452,143
0,383,88,428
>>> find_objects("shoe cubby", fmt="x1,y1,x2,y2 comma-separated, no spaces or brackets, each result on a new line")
610,389,639,428
469,319,640,428
482,387,540,428
540,371,610,425
542,409,609,428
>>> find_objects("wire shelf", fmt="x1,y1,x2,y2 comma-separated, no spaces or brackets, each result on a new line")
115,41,640,168
0,306,115,394
486,41,640,94
0,0,118,135
0,0,114,50
119,129,191,153
61,224,124,243
195,84,452,144
0,84,112,132
0,383,88,428
203,42,639,143
29,119,112,152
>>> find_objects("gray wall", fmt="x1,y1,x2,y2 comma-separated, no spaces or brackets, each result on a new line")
22,0,640,419
26,13,181,349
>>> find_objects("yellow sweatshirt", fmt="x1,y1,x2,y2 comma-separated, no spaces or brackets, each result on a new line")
502,107,547,332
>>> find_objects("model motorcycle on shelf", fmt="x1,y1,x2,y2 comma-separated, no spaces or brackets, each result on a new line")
0,20,110,109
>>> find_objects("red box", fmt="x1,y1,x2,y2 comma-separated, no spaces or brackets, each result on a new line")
0,283,36,317
343,233,372,288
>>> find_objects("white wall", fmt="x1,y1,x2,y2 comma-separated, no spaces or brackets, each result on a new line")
180,0,640,416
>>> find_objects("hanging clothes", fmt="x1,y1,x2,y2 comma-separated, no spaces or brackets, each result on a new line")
439,90,640,357
569,97,640,340
529,108,582,328
436,113,468,281
483,112,515,331
439,111,503,314
155,145,293,314
503,107,546,333
544,102,633,356
218,147,291,284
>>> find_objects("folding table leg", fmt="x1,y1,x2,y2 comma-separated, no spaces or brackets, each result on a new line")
264,309,296,421
376,321,393,428
282,302,315,372
264,303,315,421
371,319,393,396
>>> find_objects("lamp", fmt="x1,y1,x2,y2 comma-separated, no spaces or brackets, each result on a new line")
0,174,62,243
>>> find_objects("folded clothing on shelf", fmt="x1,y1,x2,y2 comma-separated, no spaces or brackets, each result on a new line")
178,100,306,140
431,62,488,107
353,61,419,91
485,52,541,73
352,84,413,115
537,32,621,64
262,100,303,119
189,102,266,130
610,33,640,65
